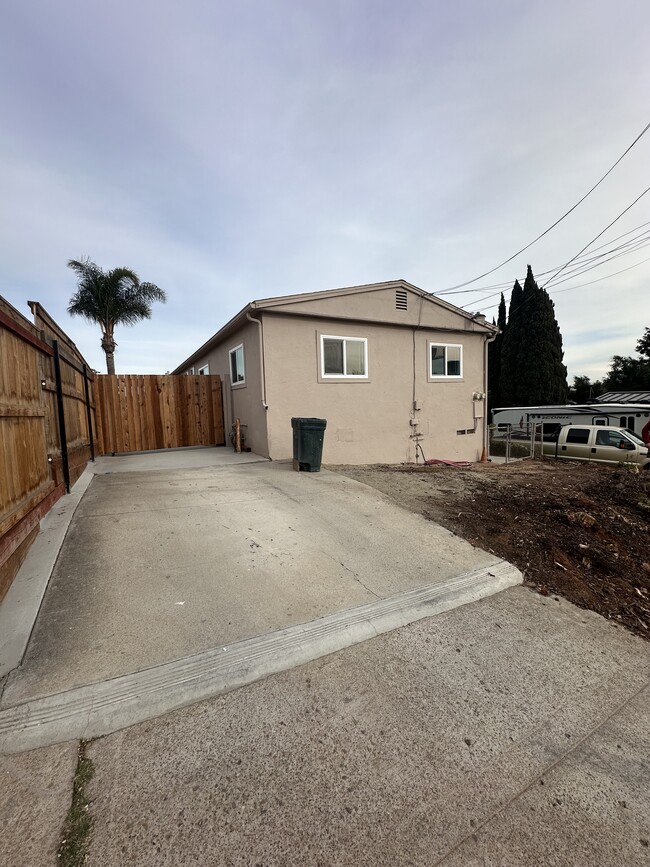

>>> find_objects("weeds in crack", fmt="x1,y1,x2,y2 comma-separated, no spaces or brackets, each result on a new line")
57,739,94,866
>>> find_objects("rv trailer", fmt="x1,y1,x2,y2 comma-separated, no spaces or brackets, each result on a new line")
492,404,650,440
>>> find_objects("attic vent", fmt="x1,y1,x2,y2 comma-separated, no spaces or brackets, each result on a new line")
395,289,408,310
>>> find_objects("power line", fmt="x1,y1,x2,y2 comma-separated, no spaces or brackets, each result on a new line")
549,255,650,294
460,222,650,304
478,253,650,313
436,219,650,297
579,218,650,255
455,227,650,309
436,118,650,292
545,233,650,287
541,184,650,288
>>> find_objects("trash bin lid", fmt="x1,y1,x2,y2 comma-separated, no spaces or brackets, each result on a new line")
291,417,327,429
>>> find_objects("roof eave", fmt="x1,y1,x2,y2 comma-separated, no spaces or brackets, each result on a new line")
171,303,253,374
253,279,496,331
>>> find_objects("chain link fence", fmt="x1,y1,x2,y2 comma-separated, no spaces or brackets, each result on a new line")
489,421,548,462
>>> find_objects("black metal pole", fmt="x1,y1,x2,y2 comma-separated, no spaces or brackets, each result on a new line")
53,340,71,493
83,364,95,462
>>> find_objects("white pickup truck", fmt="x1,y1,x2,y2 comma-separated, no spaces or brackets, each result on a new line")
542,424,650,468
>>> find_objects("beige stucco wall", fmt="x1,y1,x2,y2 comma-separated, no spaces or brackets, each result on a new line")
181,321,269,457
262,311,488,465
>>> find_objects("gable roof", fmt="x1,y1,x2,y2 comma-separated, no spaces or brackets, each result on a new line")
172,278,495,374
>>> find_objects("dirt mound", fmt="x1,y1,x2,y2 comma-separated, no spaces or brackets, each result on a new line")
331,459,650,639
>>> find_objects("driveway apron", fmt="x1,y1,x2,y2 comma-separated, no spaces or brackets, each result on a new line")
2,456,504,709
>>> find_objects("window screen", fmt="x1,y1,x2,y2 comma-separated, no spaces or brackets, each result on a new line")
229,345,245,383
321,336,367,377
323,339,344,374
430,344,462,378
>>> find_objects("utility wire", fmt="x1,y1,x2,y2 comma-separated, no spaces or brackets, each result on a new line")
436,118,650,292
545,234,650,287
549,255,650,294
541,184,650,287
478,253,650,314
435,219,650,296
456,228,650,309
577,218,650,255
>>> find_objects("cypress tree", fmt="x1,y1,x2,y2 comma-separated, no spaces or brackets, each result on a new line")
498,280,524,405
497,292,507,332
499,267,567,405
511,266,567,404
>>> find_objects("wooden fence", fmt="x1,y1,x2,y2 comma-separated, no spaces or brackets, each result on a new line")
0,297,96,602
95,374,225,454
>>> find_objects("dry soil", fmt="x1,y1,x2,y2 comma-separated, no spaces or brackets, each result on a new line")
330,458,650,640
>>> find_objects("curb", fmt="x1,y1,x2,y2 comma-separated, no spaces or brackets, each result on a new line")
0,560,522,754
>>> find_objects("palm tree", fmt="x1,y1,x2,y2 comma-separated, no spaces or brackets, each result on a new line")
67,258,167,374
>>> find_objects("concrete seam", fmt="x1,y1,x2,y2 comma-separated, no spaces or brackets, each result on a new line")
432,678,650,865
73,500,239,518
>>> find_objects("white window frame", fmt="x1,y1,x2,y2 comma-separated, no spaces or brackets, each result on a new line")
429,342,463,379
229,344,245,385
320,335,368,379
187,367,195,375
198,363,209,375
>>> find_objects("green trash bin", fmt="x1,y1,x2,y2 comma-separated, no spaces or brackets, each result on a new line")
291,417,327,472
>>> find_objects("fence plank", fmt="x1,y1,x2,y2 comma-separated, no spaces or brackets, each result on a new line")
151,376,163,449
213,377,224,445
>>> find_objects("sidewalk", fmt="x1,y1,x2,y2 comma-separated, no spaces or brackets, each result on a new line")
3,585,648,866
82,588,650,867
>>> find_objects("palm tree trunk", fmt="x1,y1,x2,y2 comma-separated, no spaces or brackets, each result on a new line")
101,333,117,375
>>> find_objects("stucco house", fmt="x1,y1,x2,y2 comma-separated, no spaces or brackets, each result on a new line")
172,280,496,464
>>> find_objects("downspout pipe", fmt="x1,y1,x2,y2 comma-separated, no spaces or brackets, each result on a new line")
246,311,268,410
411,295,425,463
483,330,499,461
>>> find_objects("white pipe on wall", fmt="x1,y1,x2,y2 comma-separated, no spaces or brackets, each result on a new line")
484,330,499,459
246,312,268,410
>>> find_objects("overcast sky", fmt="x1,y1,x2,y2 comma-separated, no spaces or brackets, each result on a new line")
2,0,649,381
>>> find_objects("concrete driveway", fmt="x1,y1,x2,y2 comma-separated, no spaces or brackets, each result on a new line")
1,449,514,722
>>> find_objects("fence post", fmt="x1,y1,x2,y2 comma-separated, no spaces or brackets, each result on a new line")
53,340,71,493
82,365,95,462
530,420,536,459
